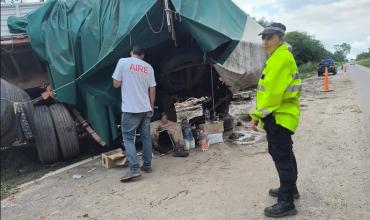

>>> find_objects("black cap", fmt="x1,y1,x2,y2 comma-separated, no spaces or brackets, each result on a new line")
132,46,146,56
258,22,286,36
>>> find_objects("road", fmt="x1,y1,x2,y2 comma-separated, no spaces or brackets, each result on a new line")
347,64,370,128
1,70,370,220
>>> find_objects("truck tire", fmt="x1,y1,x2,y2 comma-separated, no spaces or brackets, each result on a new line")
33,105,60,164
1,79,21,134
49,104,80,159
159,52,206,93
0,126,16,148
1,78,34,145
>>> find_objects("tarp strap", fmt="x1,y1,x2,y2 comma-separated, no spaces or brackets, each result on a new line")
164,0,177,46
170,9,182,22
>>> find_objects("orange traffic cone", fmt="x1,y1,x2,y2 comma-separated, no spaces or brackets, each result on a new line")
323,66,329,92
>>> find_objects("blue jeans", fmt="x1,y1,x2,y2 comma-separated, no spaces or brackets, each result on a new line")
121,112,152,171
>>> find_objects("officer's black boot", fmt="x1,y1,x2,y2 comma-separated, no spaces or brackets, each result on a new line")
269,187,300,199
266,183,297,217
264,201,297,218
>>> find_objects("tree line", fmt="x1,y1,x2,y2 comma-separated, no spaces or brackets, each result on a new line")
356,50,370,60
257,18,350,66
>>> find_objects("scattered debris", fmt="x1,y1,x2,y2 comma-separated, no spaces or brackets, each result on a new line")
208,133,224,145
196,124,210,152
87,168,96,173
201,121,224,134
232,91,254,101
173,148,189,157
79,213,98,220
72,174,83,179
175,97,206,112
229,132,245,140
229,131,265,145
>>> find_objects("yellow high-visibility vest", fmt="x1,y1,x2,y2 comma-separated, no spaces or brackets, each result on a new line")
249,43,301,133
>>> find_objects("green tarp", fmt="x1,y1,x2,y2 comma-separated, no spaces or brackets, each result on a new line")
8,0,248,146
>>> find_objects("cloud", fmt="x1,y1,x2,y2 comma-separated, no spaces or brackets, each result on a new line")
351,35,370,55
232,0,370,58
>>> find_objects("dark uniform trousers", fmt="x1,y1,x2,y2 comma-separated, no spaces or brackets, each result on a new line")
262,114,298,202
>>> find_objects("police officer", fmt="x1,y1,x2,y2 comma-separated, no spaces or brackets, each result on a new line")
249,22,302,217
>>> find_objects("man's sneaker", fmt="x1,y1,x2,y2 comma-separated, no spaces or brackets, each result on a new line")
269,188,300,199
264,201,297,218
140,166,153,173
120,170,141,182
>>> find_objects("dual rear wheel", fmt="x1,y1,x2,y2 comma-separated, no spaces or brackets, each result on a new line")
0,79,80,164
33,104,80,164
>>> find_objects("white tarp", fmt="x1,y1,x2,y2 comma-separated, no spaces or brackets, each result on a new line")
215,17,266,93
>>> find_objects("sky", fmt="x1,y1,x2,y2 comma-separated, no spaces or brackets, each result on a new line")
14,0,370,58
232,0,370,59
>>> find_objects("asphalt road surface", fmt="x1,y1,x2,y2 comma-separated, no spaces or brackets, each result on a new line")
347,64,370,129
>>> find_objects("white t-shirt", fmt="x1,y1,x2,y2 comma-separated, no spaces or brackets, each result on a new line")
112,57,156,113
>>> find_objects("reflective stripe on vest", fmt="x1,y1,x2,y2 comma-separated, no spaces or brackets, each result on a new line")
257,85,265,91
292,73,300,80
260,108,271,116
253,107,271,117
286,84,302,92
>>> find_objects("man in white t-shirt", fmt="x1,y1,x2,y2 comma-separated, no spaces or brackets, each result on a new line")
112,46,156,182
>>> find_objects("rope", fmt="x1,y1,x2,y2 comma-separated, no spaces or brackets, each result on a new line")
146,9,165,34
52,80,76,94
0,79,76,104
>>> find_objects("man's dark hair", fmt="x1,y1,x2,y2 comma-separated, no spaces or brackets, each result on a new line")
132,46,146,56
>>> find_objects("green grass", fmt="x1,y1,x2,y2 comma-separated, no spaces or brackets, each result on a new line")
357,58,370,68
298,62,316,79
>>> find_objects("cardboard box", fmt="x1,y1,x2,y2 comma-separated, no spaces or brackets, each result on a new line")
101,148,127,169
201,121,224,134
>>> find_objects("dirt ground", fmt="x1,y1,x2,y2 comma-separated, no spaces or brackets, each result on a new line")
1,71,370,220
0,138,101,199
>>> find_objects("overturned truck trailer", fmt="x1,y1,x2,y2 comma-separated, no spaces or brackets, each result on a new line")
2,0,266,163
